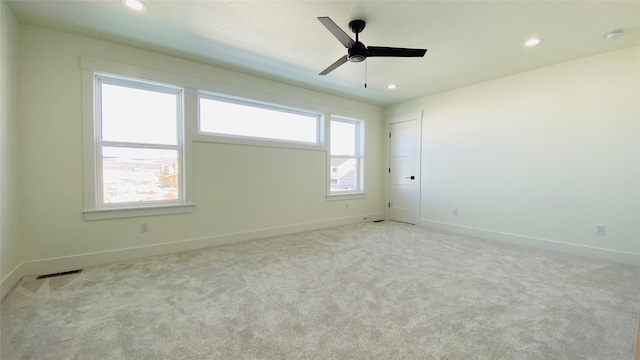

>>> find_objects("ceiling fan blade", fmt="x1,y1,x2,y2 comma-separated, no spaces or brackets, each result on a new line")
319,55,349,75
317,17,355,48
367,46,427,58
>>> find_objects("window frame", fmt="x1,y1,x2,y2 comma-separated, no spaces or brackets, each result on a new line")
196,91,325,151
327,116,366,199
95,75,184,207
81,61,195,220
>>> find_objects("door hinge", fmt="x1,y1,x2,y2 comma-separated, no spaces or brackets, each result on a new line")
388,202,391,208
388,167,390,173
389,132,391,138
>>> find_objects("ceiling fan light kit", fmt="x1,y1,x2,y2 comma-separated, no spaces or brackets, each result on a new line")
317,16,428,76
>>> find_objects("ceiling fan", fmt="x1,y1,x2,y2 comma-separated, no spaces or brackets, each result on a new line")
317,16,428,76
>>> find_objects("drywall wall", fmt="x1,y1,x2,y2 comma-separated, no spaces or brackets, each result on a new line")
385,46,640,260
0,1,21,285
14,25,383,269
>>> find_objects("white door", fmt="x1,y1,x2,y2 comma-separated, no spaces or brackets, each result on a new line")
389,117,419,224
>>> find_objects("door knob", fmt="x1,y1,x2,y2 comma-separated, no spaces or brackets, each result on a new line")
405,176,415,180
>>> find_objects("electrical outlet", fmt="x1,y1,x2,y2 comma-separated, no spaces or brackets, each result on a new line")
596,224,606,236
140,223,149,233
452,208,459,216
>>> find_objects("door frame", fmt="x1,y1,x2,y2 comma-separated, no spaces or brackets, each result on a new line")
385,111,422,223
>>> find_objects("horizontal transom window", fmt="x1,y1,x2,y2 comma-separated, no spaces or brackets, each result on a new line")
198,93,322,145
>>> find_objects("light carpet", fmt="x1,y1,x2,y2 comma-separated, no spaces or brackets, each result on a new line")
2,221,639,359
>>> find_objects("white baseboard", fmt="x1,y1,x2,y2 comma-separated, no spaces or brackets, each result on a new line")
418,219,640,266
0,263,27,300
1,213,383,300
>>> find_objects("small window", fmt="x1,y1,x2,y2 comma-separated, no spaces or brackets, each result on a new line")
198,93,321,145
330,117,364,193
96,76,183,207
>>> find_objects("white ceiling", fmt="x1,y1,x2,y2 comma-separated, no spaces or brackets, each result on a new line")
7,1,640,106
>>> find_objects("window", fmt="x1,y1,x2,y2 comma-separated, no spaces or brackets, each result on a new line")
330,117,364,194
95,75,183,207
198,93,322,145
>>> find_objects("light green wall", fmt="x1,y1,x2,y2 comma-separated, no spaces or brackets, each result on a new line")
0,1,21,281
16,25,383,262
8,20,639,279
385,46,640,255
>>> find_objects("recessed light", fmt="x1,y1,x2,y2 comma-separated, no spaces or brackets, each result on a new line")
605,29,624,40
524,37,542,47
122,0,147,11
387,84,398,90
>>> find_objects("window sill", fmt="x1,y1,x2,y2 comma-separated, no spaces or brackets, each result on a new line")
326,192,367,201
193,134,325,152
83,203,195,221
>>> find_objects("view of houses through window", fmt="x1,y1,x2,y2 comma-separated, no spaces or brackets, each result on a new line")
102,147,179,203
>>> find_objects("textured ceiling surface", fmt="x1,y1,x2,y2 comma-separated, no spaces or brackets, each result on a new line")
7,1,640,105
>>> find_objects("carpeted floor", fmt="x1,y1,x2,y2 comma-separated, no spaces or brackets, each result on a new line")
2,221,639,359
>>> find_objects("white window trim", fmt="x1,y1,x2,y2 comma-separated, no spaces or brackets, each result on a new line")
83,203,195,221
95,75,185,207
81,61,195,220
326,116,365,199
325,192,368,201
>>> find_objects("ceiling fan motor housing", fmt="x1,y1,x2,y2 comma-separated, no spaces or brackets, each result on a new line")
348,42,367,62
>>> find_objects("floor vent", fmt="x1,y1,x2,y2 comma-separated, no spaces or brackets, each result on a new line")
36,269,83,279
373,220,385,223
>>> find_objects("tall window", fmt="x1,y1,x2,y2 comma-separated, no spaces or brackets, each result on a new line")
199,93,321,145
330,117,364,193
95,75,183,206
